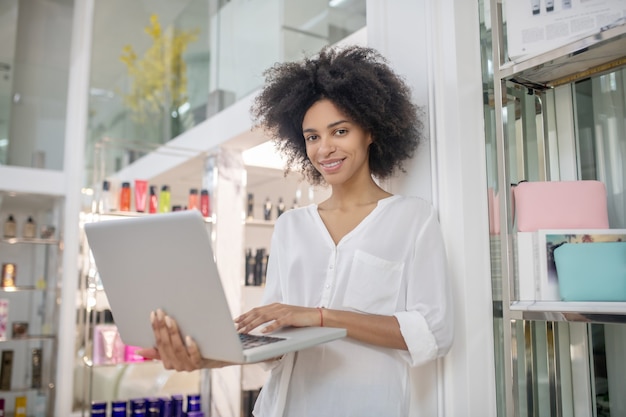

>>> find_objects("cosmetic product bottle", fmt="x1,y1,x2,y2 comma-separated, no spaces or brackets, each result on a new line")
3,215,16,239
149,185,158,214
1,263,16,287
112,400,128,417
263,197,272,221
200,189,210,217
135,179,148,213
33,393,46,417
254,248,266,286
0,350,13,390
263,253,270,285
188,188,199,211
562,0,571,8
171,395,184,417
159,185,171,213
101,180,115,212
93,324,124,364
291,198,299,210
23,216,36,239
90,401,107,417
245,249,255,286
0,299,9,340
546,0,554,12
276,197,286,217
14,396,26,417
120,182,132,211
246,193,255,219
146,398,161,417
159,397,173,417
130,398,147,417
31,348,42,388
187,394,201,413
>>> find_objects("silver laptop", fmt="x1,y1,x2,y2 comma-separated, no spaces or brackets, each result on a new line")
84,209,346,364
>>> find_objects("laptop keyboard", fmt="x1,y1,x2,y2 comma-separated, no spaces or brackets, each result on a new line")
239,333,285,349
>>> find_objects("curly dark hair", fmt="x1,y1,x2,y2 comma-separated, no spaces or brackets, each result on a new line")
251,45,423,185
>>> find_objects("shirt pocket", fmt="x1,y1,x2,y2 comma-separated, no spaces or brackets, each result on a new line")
342,250,404,315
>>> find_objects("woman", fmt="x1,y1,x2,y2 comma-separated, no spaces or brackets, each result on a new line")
140,45,453,417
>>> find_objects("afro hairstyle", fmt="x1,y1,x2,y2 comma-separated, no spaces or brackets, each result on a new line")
251,44,423,185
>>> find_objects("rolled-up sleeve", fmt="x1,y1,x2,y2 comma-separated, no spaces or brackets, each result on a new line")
395,207,454,367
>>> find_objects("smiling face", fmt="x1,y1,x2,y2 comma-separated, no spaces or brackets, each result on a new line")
302,99,373,187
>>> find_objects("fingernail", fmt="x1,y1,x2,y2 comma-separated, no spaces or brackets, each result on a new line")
165,315,172,328
185,335,192,347
156,309,164,321
150,311,155,324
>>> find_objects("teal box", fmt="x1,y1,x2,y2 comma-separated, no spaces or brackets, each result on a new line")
554,242,626,301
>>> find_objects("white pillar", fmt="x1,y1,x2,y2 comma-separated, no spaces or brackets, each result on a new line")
366,0,497,416
57,0,94,415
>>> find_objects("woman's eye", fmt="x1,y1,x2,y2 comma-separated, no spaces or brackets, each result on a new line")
305,134,318,142
335,128,348,136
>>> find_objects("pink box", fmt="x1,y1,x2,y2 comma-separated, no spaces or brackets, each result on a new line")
124,345,146,363
93,324,125,365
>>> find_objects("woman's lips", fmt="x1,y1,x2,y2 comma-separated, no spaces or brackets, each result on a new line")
319,158,345,173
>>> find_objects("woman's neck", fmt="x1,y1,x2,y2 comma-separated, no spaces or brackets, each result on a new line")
321,178,391,210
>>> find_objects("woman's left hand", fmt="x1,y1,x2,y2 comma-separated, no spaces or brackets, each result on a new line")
136,309,233,371
235,303,321,334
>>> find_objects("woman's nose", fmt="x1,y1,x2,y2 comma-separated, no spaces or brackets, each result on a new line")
317,136,335,155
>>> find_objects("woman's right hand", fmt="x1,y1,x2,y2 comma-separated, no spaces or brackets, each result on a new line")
136,309,233,371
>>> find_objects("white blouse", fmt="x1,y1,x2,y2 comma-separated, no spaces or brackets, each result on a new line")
253,195,453,417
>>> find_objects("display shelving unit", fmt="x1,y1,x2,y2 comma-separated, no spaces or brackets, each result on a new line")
486,2,626,417
0,190,64,417
74,138,213,415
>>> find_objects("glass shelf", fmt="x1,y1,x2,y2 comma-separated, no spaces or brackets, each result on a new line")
0,335,56,342
244,219,276,227
0,386,53,394
0,286,59,293
90,210,213,223
500,22,626,89
509,300,626,323
1,238,60,246
81,358,157,368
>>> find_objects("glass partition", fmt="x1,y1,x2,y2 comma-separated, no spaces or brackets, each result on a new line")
87,0,366,187
0,0,73,171
87,0,211,169
0,0,18,166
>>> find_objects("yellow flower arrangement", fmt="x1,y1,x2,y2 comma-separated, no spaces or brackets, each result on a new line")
120,14,199,128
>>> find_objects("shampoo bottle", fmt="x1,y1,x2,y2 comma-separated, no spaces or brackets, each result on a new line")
148,185,158,213
3,215,16,238
23,217,36,239
200,189,210,217
119,182,131,211
158,185,171,213
188,188,199,211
